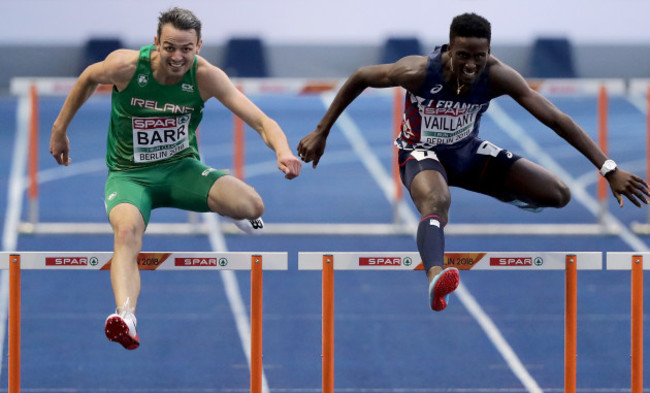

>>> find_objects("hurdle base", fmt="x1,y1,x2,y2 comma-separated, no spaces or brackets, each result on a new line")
18,221,620,236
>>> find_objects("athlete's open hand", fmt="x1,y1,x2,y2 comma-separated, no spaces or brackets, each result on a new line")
297,131,328,169
607,169,650,207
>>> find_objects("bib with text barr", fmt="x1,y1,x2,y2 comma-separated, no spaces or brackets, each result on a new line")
132,114,191,163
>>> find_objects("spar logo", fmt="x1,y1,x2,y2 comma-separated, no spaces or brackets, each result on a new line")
490,257,544,267
175,257,229,267
46,257,88,266
359,257,403,266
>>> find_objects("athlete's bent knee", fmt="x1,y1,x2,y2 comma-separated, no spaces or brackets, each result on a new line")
554,181,571,208
413,192,450,221
244,194,265,219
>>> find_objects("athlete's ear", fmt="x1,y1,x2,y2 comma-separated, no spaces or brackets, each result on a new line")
154,35,160,47
196,39,203,54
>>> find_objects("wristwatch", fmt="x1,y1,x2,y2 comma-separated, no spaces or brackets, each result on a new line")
600,159,618,177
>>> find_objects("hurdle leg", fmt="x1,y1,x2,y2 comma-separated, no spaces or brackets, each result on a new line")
565,255,577,393
250,255,263,393
322,255,334,393
9,254,21,393
631,255,643,393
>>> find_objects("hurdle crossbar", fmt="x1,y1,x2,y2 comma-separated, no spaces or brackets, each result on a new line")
0,251,287,393
298,251,602,393
17,221,622,236
606,252,648,393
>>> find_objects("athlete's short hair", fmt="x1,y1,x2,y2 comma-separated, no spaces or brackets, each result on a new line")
158,7,202,42
449,13,491,44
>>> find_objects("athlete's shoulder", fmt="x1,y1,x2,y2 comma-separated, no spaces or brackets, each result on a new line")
194,55,232,99
486,54,529,96
195,55,227,82
104,49,139,76
194,55,216,72
106,49,139,67
390,55,428,90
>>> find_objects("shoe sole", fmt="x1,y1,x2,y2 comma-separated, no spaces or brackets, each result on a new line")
105,316,140,350
430,268,460,311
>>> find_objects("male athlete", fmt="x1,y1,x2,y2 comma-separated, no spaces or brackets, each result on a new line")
298,13,649,312
50,7,301,349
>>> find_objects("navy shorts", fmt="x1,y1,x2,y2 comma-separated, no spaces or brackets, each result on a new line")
398,138,521,201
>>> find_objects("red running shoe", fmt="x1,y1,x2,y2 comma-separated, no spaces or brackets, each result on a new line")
428,267,460,311
105,313,140,350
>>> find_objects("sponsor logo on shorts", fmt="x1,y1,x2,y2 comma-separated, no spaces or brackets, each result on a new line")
107,192,117,201
202,168,217,176
46,257,88,266
175,257,229,267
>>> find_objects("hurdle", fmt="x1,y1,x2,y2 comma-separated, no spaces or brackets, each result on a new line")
606,252,647,393
0,251,287,393
298,251,602,393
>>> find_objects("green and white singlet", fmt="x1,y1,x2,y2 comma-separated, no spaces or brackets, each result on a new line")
106,44,204,170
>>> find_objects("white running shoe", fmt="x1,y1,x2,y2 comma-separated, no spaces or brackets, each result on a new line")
105,312,139,350
232,217,264,234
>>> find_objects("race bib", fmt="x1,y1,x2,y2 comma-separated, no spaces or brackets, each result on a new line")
420,106,479,146
132,115,191,163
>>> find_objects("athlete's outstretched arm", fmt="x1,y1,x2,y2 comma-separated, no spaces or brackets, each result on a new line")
50,50,136,166
298,56,426,168
491,60,649,207
198,58,301,179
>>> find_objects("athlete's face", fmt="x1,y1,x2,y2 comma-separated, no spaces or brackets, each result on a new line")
155,24,202,79
448,36,490,85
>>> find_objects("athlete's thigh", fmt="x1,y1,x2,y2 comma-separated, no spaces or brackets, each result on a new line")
443,139,520,201
105,170,154,226
160,159,229,212
207,175,262,217
398,149,448,189
398,149,451,213
503,157,568,204
108,202,146,236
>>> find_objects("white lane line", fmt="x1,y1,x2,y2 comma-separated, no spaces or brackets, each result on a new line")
320,93,544,393
3,95,29,252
